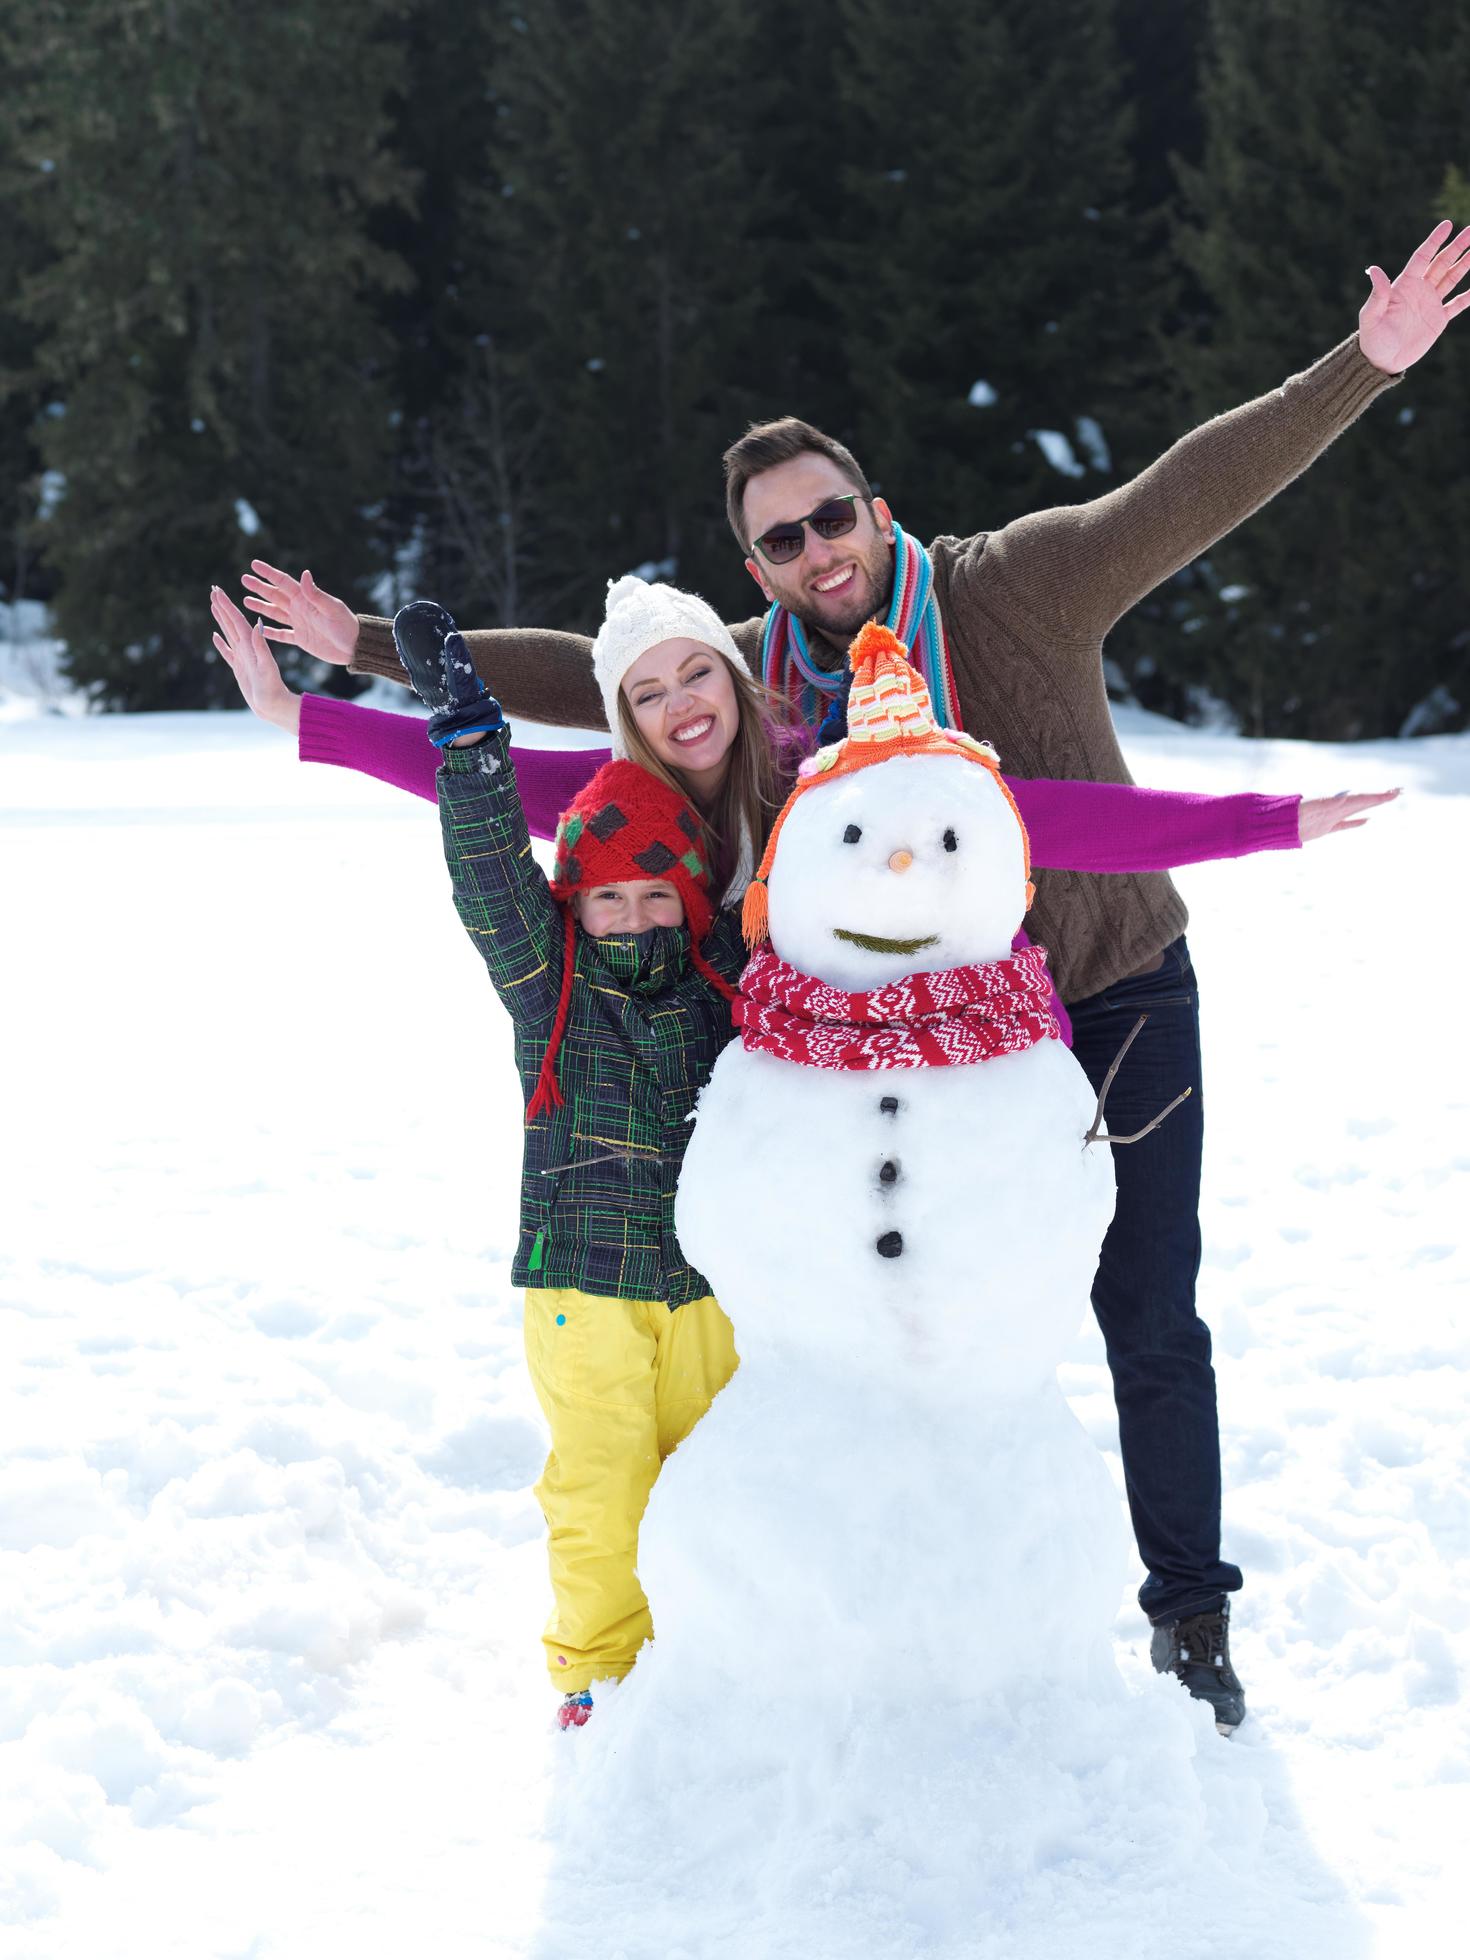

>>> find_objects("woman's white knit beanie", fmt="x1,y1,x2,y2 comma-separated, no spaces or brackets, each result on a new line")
593,575,743,756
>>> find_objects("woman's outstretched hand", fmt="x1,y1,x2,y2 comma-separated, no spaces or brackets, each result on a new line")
210,585,302,736
240,560,358,666
1298,787,1400,844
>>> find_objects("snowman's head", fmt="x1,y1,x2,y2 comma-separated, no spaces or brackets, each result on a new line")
743,621,1034,988
766,752,1029,987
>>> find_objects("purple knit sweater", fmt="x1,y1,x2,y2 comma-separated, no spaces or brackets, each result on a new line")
299,692,1301,876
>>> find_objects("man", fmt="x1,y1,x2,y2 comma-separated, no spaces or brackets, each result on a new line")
242,222,1469,1729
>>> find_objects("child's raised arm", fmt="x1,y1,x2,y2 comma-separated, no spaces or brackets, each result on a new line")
437,735,566,1034
394,599,568,1035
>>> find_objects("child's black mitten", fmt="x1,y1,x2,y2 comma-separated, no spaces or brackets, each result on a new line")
392,600,505,748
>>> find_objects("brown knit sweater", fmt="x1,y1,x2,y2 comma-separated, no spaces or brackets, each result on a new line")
353,336,1397,1002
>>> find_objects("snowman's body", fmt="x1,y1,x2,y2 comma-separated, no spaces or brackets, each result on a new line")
654,1055,1123,1702
682,1041,1109,1394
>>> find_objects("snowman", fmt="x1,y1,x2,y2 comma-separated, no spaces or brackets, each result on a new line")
534,631,1267,1957
639,620,1129,1708
532,633,1359,1955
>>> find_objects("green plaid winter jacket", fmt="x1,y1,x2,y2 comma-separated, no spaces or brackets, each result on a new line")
439,733,746,1307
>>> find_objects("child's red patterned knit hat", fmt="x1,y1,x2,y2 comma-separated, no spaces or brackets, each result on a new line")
530,761,736,1119
549,760,718,939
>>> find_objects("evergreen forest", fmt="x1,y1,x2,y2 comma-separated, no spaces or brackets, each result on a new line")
3,0,1467,737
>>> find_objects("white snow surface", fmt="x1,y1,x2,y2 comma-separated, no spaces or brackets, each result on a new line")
1074,414,1112,474
2,705,1467,1957
0,603,71,719
1028,429,1086,478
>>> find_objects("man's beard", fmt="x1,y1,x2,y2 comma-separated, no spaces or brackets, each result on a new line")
796,537,894,640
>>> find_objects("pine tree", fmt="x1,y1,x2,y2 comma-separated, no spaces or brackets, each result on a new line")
1116,0,1208,225
826,0,1142,545
718,4,875,453
1169,0,1470,737
369,0,523,615
0,32,53,633
438,0,782,629
1093,0,1219,713
7,0,414,709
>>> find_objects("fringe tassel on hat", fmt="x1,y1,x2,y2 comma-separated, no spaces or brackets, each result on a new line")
741,876,770,949
527,907,579,1121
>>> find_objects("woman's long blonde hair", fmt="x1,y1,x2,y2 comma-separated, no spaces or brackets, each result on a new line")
617,655,807,900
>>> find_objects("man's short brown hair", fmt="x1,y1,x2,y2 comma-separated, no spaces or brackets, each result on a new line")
722,417,873,552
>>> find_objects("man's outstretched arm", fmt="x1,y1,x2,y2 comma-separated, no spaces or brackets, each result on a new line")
241,563,766,729
974,221,1470,647
353,611,608,728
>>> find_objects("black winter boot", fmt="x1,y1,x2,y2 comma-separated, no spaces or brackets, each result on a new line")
1150,1600,1246,1734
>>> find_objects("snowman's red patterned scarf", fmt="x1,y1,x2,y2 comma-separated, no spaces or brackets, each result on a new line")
735,943,1061,1070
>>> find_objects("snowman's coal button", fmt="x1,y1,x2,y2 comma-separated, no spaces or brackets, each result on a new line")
878,1159,899,1185
879,1095,900,1115
876,1230,904,1258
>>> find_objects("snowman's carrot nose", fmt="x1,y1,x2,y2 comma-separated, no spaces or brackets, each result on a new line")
888,849,914,873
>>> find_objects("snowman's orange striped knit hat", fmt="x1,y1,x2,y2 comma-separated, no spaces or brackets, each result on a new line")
741,621,1033,948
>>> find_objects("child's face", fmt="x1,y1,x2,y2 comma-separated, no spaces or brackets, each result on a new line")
574,879,686,938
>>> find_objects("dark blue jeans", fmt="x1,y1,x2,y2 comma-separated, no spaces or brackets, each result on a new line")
1066,936,1243,1625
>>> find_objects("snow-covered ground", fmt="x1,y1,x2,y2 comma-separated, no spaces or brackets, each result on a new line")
2,699,1466,1957
0,604,69,721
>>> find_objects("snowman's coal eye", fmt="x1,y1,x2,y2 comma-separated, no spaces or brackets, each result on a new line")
843,824,862,844
943,828,959,852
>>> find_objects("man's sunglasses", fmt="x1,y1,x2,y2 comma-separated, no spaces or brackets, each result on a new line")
750,494,864,566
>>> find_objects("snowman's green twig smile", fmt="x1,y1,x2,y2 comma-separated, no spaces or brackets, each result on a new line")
832,928,940,955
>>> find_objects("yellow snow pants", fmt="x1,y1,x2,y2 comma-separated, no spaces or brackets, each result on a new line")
523,1286,739,1693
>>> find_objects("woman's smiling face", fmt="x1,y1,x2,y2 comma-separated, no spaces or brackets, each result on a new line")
621,638,740,794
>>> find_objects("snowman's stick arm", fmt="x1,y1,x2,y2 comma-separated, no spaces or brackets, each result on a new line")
1104,1086,1194,1147
1083,1015,1195,1147
1083,1015,1147,1145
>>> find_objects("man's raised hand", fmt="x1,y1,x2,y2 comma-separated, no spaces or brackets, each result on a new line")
1359,219,1470,373
241,561,359,666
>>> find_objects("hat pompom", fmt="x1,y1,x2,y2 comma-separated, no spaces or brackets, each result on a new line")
848,619,910,680
604,573,653,615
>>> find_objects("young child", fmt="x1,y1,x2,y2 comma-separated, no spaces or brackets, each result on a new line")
392,599,745,1732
